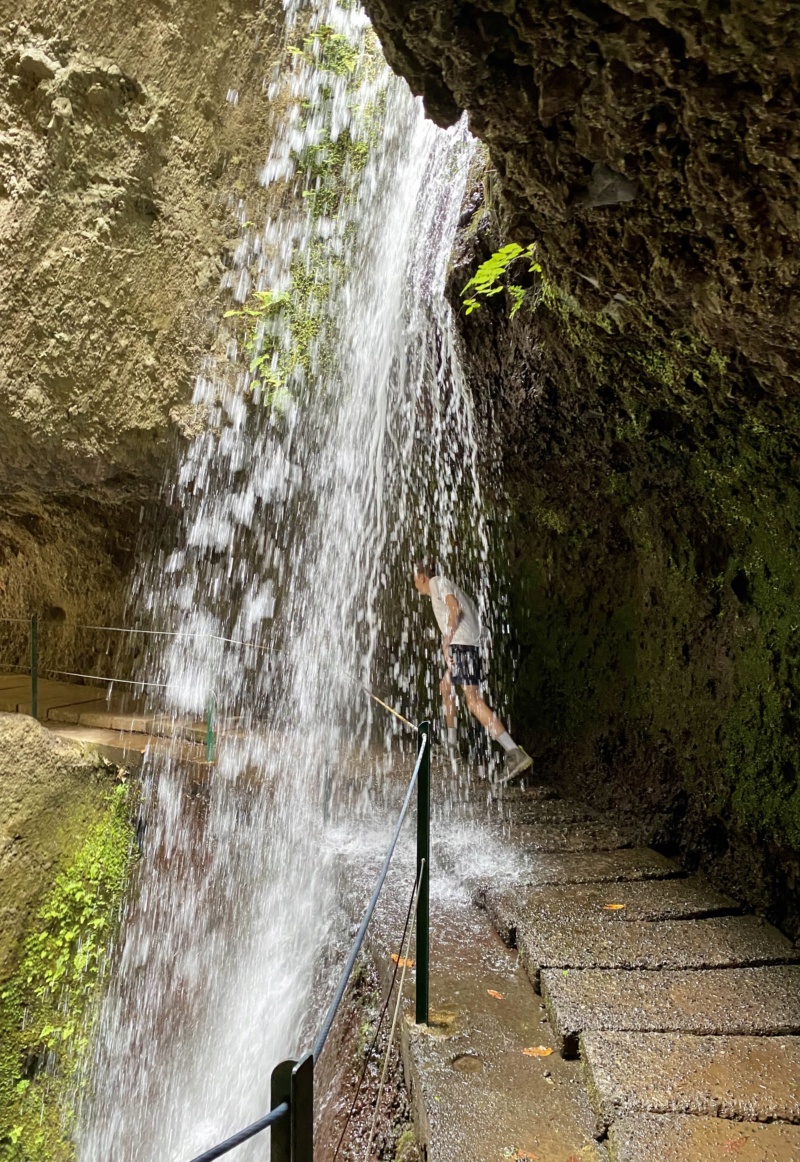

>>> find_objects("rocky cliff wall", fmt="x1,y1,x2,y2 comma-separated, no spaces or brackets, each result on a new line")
363,0,800,931
0,0,283,644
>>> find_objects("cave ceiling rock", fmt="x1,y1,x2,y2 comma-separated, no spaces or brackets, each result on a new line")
362,0,800,387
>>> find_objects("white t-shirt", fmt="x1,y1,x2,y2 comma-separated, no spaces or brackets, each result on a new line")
429,575,481,647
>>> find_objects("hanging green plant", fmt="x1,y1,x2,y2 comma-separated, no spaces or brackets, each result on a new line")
461,242,542,317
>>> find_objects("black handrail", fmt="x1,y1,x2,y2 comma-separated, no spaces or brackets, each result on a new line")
189,1101,289,1162
186,725,431,1162
312,729,428,1060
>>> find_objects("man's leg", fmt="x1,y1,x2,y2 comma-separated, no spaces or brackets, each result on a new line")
440,670,458,734
463,684,532,780
462,685,506,737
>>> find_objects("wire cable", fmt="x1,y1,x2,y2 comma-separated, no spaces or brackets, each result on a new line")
313,732,427,1061
73,623,276,652
365,863,423,1161
331,870,419,1162
43,669,174,690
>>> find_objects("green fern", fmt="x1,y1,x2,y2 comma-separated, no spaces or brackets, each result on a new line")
461,242,541,317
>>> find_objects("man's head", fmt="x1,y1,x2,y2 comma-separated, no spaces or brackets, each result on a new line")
413,558,436,595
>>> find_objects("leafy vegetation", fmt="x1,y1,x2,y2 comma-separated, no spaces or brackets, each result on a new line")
461,242,541,316
0,784,137,1162
290,23,359,77
224,22,383,407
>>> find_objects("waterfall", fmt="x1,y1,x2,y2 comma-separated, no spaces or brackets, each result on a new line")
79,4,500,1158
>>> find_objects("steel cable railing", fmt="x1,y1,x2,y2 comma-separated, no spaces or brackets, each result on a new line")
0,616,412,746
312,729,428,1061
189,722,432,1162
2,612,434,1157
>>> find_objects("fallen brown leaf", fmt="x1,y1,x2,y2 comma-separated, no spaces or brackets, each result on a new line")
603,903,626,911
390,954,414,968
522,1046,554,1057
487,989,504,1000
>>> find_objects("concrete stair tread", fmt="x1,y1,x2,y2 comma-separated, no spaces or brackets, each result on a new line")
518,914,796,984
510,847,680,887
497,819,633,853
607,1114,800,1162
541,965,800,1056
503,798,601,826
581,1031,800,1129
369,898,606,1162
445,845,679,904
482,877,739,944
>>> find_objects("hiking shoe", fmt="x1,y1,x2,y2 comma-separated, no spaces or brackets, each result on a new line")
498,746,533,785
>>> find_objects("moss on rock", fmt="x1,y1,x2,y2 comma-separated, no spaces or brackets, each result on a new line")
0,719,137,1161
447,199,800,935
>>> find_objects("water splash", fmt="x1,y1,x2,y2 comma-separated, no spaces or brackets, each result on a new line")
79,4,503,1157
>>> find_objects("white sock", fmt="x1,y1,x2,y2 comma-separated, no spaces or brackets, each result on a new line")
447,726,458,746
496,731,516,753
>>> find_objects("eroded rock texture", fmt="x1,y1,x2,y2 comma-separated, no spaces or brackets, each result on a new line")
363,0,800,385
0,1,282,637
364,1,800,930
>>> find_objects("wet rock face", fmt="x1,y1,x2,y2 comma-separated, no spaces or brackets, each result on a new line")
0,4,281,503
362,0,800,386
445,202,800,934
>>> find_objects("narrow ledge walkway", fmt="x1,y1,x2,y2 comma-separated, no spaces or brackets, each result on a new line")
0,674,210,765
385,773,800,1162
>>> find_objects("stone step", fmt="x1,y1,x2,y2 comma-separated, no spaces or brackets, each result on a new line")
466,847,682,908
482,877,739,945
518,914,796,988
505,847,680,890
365,886,607,1162
503,798,600,826
496,819,633,853
541,965,800,1057
581,1031,800,1131
465,848,680,909
607,1114,800,1162
491,782,558,804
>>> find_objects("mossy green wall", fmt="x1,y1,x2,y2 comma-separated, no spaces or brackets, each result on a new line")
503,291,800,853
0,783,137,1161
451,246,800,929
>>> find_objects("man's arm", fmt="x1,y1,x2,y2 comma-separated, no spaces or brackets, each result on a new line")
442,593,463,665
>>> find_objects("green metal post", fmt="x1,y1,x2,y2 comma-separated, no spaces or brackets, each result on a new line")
30,614,38,720
415,719,431,1026
270,1058,294,1162
291,1053,314,1162
206,694,215,764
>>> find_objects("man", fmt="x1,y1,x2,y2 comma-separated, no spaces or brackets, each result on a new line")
413,559,533,782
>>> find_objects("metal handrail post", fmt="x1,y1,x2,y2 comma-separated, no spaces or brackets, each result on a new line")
30,614,38,720
270,1059,294,1162
415,720,431,1025
291,1054,314,1162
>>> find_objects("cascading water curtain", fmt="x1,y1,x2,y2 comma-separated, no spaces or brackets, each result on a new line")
79,3,505,1159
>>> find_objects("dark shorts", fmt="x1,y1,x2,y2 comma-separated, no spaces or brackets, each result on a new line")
449,645,484,687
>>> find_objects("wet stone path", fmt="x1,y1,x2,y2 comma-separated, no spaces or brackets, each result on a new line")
394,772,800,1162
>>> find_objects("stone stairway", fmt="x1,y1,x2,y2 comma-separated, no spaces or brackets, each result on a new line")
390,774,800,1162
471,781,800,1161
